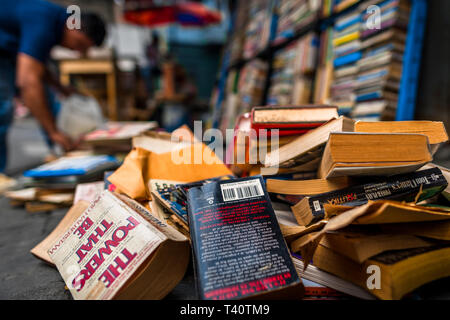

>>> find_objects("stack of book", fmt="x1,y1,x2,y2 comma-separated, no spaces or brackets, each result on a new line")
329,6,363,116
226,1,250,65
5,155,119,213
274,0,322,43
219,59,269,133
332,0,360,13
232,105,339,176
262,114,450,299
81,121,158,153
268,32,319,105
242,0,274,59
238,59,270,114
313,27,334,104
26,115,450,300
33,126,307,300
352,0,410,121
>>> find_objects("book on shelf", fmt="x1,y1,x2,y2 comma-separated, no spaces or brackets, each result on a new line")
291,167,448,225
49,190,190,300
318,132,433,179
187,176,304,299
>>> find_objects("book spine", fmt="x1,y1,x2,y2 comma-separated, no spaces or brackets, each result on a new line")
307,167,447,219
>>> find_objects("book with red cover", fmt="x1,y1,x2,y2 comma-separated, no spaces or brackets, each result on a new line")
250,105,339,136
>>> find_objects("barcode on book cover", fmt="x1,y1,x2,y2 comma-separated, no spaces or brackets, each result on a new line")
220,179,264,202
313,200,321,212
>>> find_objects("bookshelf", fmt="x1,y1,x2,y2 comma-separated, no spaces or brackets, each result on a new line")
212,0,427,130
396,0,427,121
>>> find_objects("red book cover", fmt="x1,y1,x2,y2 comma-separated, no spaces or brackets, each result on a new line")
250,105,338,134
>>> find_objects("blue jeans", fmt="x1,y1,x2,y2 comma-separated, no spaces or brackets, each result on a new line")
0,56,16,173
0,56,60,173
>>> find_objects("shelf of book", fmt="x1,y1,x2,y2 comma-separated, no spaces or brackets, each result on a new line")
213,0,426,129
396,0,427,121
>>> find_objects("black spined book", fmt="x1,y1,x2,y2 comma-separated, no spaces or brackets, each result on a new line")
292,167,449,226
187,176,304,300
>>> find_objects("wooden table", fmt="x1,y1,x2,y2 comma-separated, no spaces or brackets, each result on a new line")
59,59,118,120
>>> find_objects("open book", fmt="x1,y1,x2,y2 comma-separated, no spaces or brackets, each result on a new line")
48,190,190,300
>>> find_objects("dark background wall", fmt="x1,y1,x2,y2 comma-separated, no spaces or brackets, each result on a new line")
415,0,450,129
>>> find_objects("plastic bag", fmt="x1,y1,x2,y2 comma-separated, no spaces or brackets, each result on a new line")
56,94,104,140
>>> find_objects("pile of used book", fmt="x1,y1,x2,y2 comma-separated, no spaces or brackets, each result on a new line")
15,106,450,300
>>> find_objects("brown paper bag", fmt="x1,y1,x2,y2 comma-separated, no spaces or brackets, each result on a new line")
108,144,232,200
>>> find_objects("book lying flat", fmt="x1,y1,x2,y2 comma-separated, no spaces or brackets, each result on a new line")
291,167,448,226
84,121,158,144
250,105,338,132
266,176,352,195
354,120,449,155
49,190,190,300
291,253,375,300
320,227,431,263
312,244,450,300
24,155,119,178
264,116,354,168
318,132,433,179
187,176,304,300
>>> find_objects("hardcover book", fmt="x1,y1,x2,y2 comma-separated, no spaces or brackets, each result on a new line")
250,105,338,132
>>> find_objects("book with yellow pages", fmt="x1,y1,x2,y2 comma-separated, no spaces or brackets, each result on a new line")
311,243,450,300
354,120,448,155
291,167,447,225
318,132,432,178
264,116,354,168
319,226,432,263
266,176,352,195
48,190,190,300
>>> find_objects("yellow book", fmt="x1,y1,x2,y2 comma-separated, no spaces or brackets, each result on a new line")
333,31,359,47
312,244,450,300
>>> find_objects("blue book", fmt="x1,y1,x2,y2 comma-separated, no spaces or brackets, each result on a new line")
357,69,389,82
356,91,383,101
334,51,362,67
335,14,361,32
24,155,119,178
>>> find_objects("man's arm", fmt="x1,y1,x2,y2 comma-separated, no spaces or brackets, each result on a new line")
44,68,78,97
16,53,74,151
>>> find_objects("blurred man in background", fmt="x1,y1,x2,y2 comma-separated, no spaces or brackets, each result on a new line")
0,0,106,172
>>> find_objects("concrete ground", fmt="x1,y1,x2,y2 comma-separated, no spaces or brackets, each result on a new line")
1,117,450,300
0,117,196,300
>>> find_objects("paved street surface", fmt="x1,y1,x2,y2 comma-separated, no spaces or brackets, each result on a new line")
0,117,196,300
0,118,449,300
